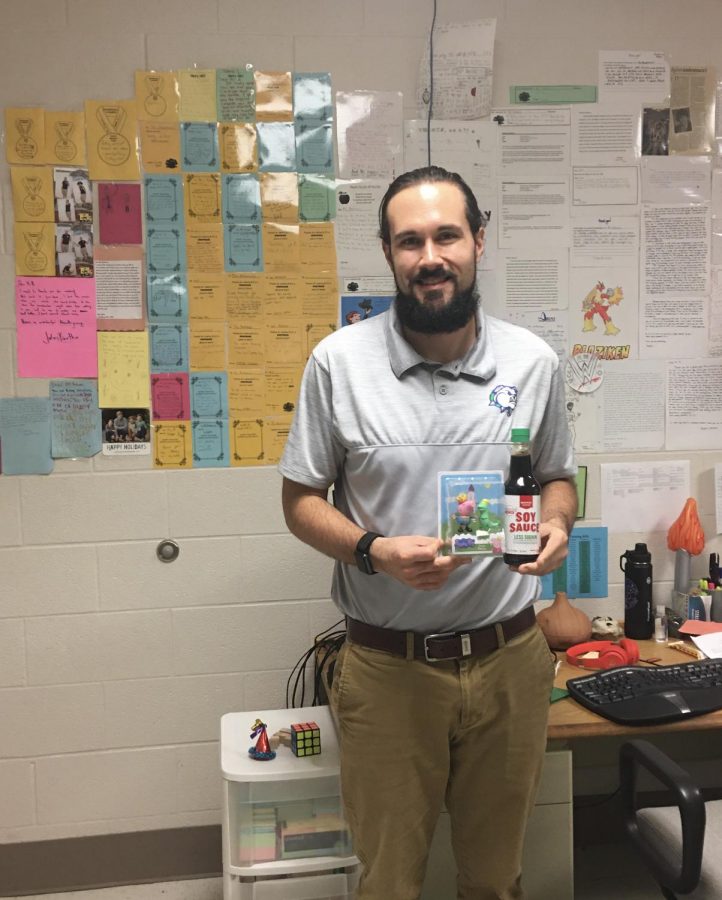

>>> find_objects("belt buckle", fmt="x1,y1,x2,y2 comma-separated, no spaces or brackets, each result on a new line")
424,631,472,662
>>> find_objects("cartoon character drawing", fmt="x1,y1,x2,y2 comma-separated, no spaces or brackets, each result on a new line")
489,384,518,416
582,281,623,335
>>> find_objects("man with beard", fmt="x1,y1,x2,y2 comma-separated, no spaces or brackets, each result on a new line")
279,166,577,899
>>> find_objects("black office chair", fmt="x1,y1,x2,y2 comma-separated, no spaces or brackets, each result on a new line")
620,739,722,898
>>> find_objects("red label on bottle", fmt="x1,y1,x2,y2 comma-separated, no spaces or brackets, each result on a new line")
519,495,534,509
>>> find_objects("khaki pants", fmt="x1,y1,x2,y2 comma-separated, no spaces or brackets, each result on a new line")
331,622,555,900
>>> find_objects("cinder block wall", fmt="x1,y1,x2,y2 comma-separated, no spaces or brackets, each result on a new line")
1,0,721,848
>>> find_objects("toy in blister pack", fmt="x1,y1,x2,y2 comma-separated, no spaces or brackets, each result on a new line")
438,471,506,556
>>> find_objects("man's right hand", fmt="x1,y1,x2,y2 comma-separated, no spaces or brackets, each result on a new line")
371,535,472,591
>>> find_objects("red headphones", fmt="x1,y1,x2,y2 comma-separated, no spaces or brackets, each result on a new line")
566,639,640,670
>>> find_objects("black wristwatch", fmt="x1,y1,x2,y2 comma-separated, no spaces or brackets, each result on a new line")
354,531,383,575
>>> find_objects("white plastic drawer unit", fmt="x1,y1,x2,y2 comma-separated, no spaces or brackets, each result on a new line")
229,871,358,900
221,706,358,878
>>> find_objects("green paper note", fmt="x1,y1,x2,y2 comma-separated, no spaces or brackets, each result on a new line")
511,85,597,104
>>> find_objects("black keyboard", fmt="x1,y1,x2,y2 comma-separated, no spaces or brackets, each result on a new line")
566,658,722,725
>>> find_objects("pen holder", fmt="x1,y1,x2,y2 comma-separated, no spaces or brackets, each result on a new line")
670,588,709,621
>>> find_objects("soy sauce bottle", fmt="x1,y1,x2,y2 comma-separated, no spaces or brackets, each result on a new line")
503,428,541,566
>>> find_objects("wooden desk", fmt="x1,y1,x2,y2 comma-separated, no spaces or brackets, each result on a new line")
548,638,722,740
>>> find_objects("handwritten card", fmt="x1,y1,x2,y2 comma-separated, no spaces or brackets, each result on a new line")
50,379,101,458
153,421,192,468
97,331,151,408
0,397,53,475
16,276,97,377
190,372,228,418
192,418,229,468
98,183,143,244
151,372,190,420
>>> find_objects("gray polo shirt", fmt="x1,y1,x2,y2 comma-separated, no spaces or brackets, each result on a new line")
279,303,576,632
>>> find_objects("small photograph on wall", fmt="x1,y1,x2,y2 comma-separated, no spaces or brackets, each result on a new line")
53,167,93,223
340,294,392,326
101,407,151,455
641,108,669,156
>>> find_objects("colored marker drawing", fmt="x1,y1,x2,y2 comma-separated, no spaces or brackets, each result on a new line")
581,281,623,336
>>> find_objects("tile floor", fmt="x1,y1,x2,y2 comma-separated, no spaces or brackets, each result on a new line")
6,842,666,899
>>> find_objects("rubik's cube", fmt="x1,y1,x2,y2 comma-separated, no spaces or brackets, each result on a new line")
290,721,321,757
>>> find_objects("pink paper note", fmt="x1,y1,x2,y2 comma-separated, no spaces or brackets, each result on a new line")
678,620,722,636
151,372,190,420
16,276,97,377
98,183,143,245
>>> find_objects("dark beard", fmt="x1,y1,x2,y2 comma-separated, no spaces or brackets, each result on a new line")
394,279,479,334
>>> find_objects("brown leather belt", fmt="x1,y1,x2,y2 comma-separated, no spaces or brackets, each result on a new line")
346,606,536,662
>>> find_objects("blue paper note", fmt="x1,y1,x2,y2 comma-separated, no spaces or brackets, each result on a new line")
190,372,228,418
0,397,54,475
181,122,219,172
295,122,333,174
540,526,609,599
224,223,263,272
293,73,333,122
299,175,336,222
222,174,261,223
150,324,190,372
146,226,187,273
144,175,184,224
217,67,256,122
257,122,296,172
192,417,229,467
50,379,101,458
147,273,189,322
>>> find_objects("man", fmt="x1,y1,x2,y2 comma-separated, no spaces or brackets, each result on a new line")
279,166,577,900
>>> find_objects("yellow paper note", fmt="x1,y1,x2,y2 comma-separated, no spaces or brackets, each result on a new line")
254,71,293,121
304,322,336,357
301,275,338,319
85,100,140,181
11,166,55,222
14,222,56,275
230,417,265,467
263,223,300,272
186,224,224,272
139,121,182,173
260,172,298,223
219,123,257,173
5,107,45,165
263,414,294,463
153,421,192,468
228,323,265,366
264,275,301,319
97,331,151,408
188,274,227,320
178,68,217,122
189,322,227,371
135,70,180,122
226,273,265,320
300,222,337,272
265,364,302,415
184,173,221,223
228,366,265,416
265,319,305,364
44,111,87,166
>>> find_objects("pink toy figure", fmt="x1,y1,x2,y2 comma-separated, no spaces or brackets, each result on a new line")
249,718,276,761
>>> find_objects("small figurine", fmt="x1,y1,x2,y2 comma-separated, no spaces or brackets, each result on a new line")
248,718,276,761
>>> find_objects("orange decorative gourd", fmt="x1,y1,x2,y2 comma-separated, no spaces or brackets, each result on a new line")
667,497,705,555
536,591,592,650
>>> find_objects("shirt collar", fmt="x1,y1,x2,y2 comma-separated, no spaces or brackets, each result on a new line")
385,301,497,381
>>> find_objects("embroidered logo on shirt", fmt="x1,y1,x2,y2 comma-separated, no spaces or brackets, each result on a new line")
489,384,518,416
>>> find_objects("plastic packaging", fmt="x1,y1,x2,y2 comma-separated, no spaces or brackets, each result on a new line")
654,604,668,642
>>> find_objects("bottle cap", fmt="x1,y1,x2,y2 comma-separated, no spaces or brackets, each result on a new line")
510,428,530,442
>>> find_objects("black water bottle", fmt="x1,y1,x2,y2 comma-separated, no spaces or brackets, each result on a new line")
621,543,653,639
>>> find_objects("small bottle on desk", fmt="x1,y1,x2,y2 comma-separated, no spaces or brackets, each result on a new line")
654,604,668,643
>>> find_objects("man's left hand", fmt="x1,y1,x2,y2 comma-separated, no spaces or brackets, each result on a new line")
513,522,569,577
